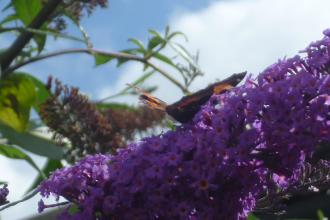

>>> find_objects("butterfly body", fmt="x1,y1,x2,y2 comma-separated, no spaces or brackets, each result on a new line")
135,71,247,123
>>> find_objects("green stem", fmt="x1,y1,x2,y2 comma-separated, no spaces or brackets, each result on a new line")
5,48,189,94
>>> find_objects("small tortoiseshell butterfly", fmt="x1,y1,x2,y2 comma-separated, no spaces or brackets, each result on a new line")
131,71,247,123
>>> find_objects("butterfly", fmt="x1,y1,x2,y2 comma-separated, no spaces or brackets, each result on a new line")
132,71,247,123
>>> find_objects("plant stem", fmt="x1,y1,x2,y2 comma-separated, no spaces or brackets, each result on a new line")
5,48,189,93
0,0,63,77
0,188,38,211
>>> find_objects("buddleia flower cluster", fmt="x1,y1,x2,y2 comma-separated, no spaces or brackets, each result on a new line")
40,78,164,162
38,29,330,219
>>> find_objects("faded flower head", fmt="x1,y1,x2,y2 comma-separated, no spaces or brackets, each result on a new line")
41,78,164,162
39,29,330,219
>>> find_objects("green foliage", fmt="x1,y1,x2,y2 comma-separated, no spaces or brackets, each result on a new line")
12,0,41,25
0,123,64,159
94,53,115,66
0,73,36,131
12,0,46,52
0,144,44,177
17,72,50,112
317,209,326,220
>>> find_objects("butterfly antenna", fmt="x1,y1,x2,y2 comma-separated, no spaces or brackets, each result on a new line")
127,84,167,111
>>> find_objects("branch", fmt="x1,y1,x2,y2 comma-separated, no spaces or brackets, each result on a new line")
0,0,63,77
0,188,38,211
4,48,189,93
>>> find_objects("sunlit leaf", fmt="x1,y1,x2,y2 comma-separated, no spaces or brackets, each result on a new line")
0,74,36,131
0,144,44,177
0,123,64,159
15,72,50,112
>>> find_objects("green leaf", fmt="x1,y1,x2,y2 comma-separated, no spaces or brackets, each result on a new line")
0,123,64,159
0,73,36,131
0,181,8,185
128,38,145,50
94,53,115,66
149,29,162,38
0,14,18,26
27,159,62,194
147,36,165,51
0,144,44,177
317,209,326,220
153,53,177,68
247,213,260,220
33,26,47,53
12,0,46,52
2,2,13,12
167,31,187,41
12,0,41,26
15,72,50,112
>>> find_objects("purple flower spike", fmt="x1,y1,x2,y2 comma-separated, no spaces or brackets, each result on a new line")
38,29,330,220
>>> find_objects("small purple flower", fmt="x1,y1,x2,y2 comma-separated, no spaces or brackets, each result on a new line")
0,184,9,206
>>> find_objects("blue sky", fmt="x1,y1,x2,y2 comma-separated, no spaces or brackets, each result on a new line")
2,0,330,219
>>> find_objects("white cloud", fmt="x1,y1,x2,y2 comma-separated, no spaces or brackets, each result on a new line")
99,0,330,103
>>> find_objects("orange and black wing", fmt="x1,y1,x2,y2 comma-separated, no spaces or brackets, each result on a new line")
165,71,247,123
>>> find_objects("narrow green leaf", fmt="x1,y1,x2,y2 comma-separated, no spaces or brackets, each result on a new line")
152,52,181,72
148,29,162,38
26,159,62,194
0,181,8,185
167,31,188,41
128,38,145,50
317,209,326,220
0,144,44,177
33,26,47,53
12,0,41,25
0,73,36,131
2,2,13,12
94,53,115,66
0,123,64,159
147,36,165,51
0,14,18,26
